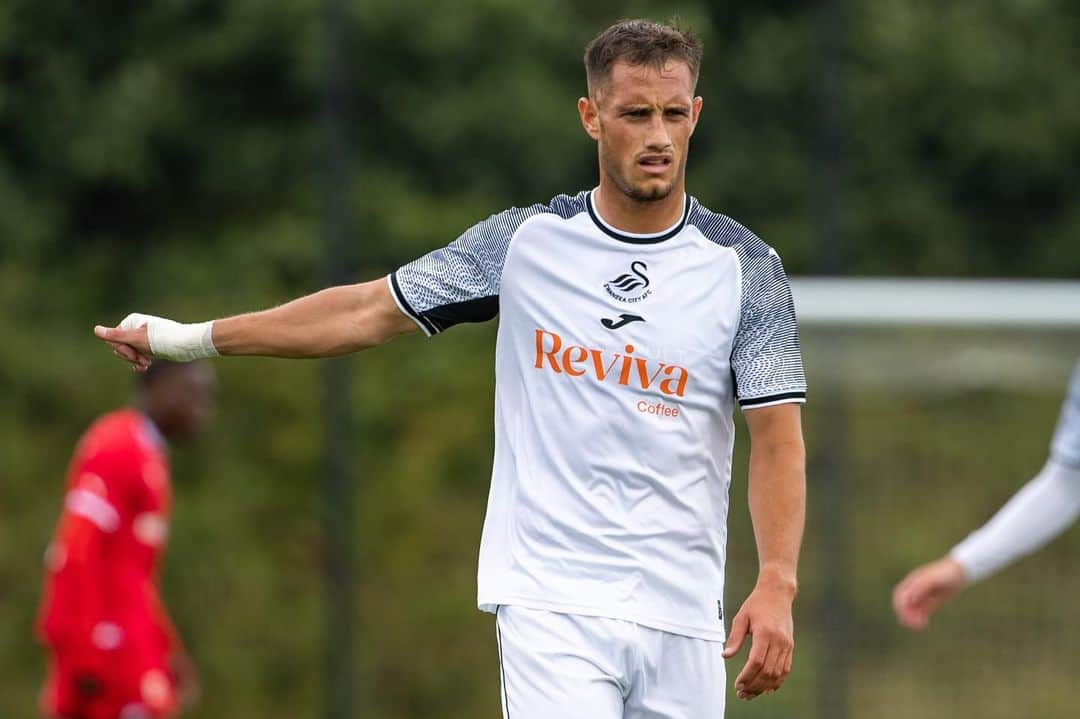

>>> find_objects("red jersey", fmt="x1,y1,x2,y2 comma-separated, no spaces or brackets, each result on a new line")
37,409,180,718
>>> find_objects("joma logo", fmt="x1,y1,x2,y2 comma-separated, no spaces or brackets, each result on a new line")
533,329,689,397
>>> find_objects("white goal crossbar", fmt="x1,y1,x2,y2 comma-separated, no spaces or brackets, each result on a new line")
791,278,1080,328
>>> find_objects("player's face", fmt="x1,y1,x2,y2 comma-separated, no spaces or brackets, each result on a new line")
580,60,702,203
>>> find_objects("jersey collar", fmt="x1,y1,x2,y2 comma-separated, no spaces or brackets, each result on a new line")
586,189,691,245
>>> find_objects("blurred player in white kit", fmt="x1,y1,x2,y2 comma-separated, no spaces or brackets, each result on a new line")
893,360,1080,630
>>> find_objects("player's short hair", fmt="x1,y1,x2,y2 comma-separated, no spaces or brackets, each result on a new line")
584,19,703,98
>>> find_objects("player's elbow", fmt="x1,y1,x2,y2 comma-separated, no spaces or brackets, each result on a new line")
341,306,409,353
346,281,419,350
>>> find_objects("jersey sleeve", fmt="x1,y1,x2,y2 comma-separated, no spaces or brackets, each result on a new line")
1050,361,1080,468
388,204,549,336
731,245,807,409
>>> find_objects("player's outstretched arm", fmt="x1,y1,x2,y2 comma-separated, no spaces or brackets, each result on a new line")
724,403,805,701
893,458,1080,631
94,278,419,369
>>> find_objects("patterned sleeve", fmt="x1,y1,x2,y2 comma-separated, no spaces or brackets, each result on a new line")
731,243,808,408
389,204,550,336
1050,360,1080,468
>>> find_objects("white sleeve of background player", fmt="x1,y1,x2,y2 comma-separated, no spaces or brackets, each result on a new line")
1049,360,1080,469
388,204,549,336
950,459,1080,584
730,244,808,409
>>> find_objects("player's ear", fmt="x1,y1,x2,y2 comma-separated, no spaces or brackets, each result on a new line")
578,96,601,141
690,96,704,133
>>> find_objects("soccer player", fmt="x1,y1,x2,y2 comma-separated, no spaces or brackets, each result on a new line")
893,360,1080,631
37,360,215,719
94,20,807,718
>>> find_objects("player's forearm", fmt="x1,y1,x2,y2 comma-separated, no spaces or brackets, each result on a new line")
747,437,806,596
212,279,412,358
950,458,1080,583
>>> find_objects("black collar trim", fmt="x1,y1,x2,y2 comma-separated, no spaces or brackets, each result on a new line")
585,191,691,245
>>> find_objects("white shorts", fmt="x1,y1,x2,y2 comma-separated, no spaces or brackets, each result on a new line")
495,605,727,719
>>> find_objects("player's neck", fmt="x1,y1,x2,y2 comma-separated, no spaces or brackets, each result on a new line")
593,181,687,235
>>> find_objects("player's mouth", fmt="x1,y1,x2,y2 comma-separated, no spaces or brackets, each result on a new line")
637,154,673,175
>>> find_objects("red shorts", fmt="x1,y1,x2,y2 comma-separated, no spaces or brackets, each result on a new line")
41,652,176,719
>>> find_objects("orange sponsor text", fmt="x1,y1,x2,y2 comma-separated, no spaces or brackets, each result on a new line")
533,329,689,397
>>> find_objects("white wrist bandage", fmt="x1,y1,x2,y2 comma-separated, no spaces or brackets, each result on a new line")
119,313,219,362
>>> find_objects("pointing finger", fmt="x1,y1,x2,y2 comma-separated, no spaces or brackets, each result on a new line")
95,325,132,343
94,323,151,355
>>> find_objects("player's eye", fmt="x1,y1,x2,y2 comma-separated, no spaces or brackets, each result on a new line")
665,108,690,118
623,109,650,118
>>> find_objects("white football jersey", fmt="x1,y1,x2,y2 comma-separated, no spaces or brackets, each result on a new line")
1051,360,1080,469
390,190,806,640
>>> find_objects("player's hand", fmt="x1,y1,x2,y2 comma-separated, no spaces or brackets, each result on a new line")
94,315,153,371
892,555,967,630
723,580,795,701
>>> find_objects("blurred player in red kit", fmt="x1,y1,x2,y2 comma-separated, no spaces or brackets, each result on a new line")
36,360,215,719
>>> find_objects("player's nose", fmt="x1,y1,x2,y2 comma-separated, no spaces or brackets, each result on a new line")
643,117,673,151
